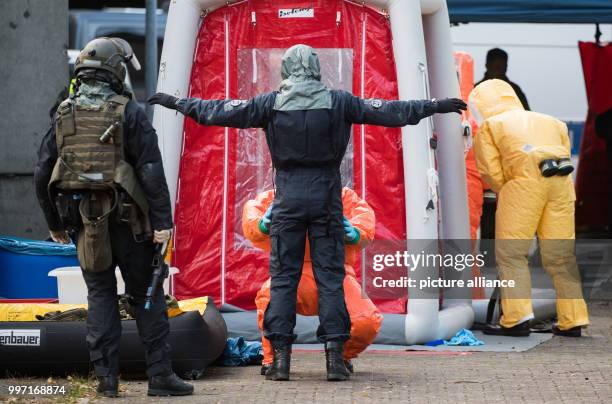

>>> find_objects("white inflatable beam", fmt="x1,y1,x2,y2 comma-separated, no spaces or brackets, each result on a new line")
422,1,473,317
423,1,470,242
153,0,203,215
385,0,473,343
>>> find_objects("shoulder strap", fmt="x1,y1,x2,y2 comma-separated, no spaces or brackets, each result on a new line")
108,94,130,114
56,98,73,115
54,99,76,150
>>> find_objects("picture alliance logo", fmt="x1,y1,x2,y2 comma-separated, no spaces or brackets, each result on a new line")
0,329,41,346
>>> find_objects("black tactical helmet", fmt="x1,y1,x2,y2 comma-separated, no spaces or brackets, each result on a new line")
74,37,141,82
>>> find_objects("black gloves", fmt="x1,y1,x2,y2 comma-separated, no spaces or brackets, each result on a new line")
435,98,467,114
147,93,180,110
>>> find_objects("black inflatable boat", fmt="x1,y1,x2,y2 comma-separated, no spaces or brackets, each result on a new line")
0,300,227,379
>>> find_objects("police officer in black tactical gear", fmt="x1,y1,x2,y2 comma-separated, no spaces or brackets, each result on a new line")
149,44,466,382
34,37,193,397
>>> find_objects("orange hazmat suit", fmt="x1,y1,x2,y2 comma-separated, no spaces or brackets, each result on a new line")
455,51,485,300
455,51,484,240
243,187,383,365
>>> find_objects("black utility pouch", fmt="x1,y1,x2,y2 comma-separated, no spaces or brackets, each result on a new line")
116,192,133,224
77,192,114,273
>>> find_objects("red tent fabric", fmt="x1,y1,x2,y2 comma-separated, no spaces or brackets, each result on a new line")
575,42,612,232
173,0,410,313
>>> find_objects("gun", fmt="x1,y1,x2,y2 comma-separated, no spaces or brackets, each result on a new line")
144,240,169,310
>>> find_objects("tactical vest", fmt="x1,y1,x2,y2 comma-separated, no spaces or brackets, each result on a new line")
48,95,151,236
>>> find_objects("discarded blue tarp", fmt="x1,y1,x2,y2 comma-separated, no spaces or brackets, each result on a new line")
448,0,612,24
0,237,76,256
221,337,263,367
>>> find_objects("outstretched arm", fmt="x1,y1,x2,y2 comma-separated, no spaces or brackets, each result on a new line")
148,92,275,129
340,91,466,127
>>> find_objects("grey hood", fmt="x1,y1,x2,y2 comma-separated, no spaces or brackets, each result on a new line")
273,44,331,111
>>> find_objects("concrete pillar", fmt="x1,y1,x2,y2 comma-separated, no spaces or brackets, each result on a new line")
0,0,69,238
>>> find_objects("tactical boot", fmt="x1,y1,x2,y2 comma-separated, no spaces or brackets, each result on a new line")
483,321,531,337
552,324,582,337
325,341,350,381
266,345,291,381
260,363,271,376
96,376,119,398
148,372,194,396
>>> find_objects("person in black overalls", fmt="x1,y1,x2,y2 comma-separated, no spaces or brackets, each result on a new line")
149,44,466,381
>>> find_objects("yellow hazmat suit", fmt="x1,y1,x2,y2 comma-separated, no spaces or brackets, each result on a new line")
470,79,589,330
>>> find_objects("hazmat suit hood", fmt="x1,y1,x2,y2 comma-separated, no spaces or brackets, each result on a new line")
273,44,331,111
468,79,524,125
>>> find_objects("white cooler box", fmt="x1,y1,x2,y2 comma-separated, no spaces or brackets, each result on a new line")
48,266,179,304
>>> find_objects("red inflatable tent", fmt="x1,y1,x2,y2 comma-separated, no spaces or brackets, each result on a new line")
172,1,409,313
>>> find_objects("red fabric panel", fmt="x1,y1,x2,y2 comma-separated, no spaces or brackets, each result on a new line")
575,42,612,231
173,12,227,303
175,1,408,313
359,10,407,314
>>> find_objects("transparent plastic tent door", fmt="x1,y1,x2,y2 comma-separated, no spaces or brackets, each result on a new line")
234,48,354,249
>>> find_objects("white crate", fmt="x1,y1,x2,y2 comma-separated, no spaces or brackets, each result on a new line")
48,266,179,304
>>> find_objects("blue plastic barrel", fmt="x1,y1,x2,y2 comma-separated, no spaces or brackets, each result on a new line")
0,237,79,299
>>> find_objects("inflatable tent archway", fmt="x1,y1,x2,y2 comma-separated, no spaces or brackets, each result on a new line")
153,0,473,344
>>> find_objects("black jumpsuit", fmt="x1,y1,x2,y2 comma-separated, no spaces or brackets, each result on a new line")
34,100,174,377
177,90,438,345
